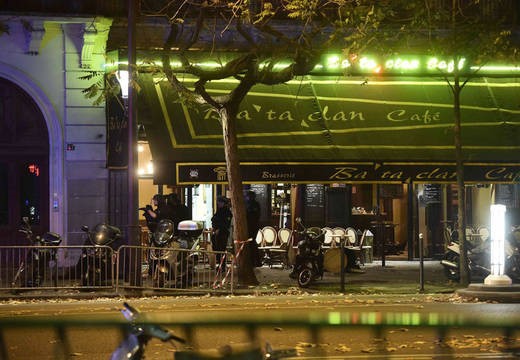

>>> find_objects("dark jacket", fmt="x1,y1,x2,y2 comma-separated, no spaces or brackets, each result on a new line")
246,198,261,238
211,207,232,236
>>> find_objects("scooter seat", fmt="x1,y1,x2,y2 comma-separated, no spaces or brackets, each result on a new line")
42,232,62,245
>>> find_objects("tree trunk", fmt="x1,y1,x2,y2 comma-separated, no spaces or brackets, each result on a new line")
219,106,259,286
453,74,470,286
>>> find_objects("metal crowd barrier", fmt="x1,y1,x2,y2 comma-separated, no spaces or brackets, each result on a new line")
0,309,518,359
117,245,233,293
0,245,234,295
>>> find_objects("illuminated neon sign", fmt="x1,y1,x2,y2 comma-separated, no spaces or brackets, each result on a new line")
323,55,470,74
107,54,520,76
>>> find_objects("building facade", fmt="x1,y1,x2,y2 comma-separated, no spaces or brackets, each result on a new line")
0,13,112,254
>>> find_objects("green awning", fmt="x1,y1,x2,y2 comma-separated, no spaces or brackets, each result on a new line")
137,74,520,184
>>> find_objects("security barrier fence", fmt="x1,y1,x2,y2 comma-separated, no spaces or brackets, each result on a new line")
0,245,234,295
0,308,518,359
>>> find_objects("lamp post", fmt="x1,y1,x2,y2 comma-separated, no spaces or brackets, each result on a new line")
116,70,129,99
484,204,512,285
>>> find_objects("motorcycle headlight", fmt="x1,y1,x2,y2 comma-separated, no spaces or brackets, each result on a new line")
154,220,174,246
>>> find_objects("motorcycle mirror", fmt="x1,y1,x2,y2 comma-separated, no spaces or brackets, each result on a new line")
121,302,139,321
296,217,302,223
81,225,89,232
22,217,29,224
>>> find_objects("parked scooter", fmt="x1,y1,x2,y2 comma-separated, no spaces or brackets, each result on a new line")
441,226,520,283
289,217,325,287
11,217,62,289
111,302,185,360
80,223,121,286
148,219,202,288
149,219,177,287
505,226,520,283
111,302,296,360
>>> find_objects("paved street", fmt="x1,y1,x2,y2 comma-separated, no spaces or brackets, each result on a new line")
0,260,518,359
0,290,518,359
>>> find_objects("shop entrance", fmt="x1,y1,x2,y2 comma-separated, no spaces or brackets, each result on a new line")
0,78,49,244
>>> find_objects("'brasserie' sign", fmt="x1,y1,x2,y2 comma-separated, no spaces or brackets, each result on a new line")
176,162,520,184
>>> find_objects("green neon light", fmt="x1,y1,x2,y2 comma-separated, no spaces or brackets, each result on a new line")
428,313,439,325
359,57,378,70
360,312,378,325
326,55,341,68
328,312,341,324
385,58,420,70
427,57,466,72
110,54,520,75
472,65,520,72
412,313,420,325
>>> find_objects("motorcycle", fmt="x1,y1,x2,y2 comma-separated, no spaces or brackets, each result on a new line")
289,217,325,287
505,226,520,283
441,226,520,283
111,302,295,360
149,219,202,288
11,217,62,289
80,223,121,287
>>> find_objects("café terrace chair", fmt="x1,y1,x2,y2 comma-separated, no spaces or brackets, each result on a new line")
254,229,265,265
259,226,278,267
332,227,346,247
345,227,358,246
277,227,293,248
466,226,475,237
255,228,264,247
477,226,490,242
261,226,277,248
358,230,373,265
345,229,371,266
267,227,293,268
466,226,483,247
322,227,334,248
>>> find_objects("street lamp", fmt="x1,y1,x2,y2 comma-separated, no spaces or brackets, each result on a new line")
484,204,511,285
116,70,129,99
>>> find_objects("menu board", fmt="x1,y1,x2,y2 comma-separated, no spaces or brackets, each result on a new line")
304,184,325,225
495,184,516,207
305,184,325,207
423,184,442,204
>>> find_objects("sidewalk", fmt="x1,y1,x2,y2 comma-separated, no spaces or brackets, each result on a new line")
247,260,520,302
247,260,458,295
3,260,518,301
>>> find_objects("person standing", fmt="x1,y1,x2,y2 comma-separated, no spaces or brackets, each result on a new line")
166,193,190,235
246,190,262,267
211,196,232,272
141,194,171,233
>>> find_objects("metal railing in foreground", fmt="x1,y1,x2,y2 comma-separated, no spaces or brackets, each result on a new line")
0,309,518,359
0,245,234,295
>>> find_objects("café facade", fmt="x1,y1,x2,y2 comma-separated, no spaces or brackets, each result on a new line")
116,54,520,260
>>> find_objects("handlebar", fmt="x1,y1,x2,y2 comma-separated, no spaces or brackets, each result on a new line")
121,302,186,344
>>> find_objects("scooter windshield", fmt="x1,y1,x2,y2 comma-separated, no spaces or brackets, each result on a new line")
154,220,174,246
92,224,118,246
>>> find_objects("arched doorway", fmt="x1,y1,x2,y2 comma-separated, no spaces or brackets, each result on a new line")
0,78,49,244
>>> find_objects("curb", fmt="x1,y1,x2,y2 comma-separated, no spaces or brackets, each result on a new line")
456,283,520,303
